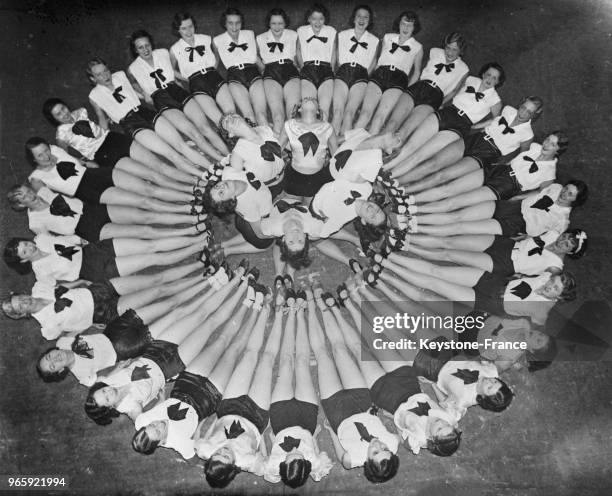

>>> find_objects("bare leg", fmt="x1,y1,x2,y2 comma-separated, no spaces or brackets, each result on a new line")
106,206,198,226
341,82,368,134
394,104,434,141
317,79,335,122
215,83,237,114
109,261,201,296
331,79,349,134
153,115,212,170
249,79,270,127
369,88,403,134
264,79,287,136
397,140,466,185
114,157,192,193
100,187,191,213
382,92,415,133
284,78,301,123
403,157,482,194
271,302,297,403
417,200,496,226
410,233,496,251
229,82,256,122
354,82,382,130
192,94,223,130
403,244,495,272
99,223,199,240
128,141,195,185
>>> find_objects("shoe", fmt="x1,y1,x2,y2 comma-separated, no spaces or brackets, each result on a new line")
348,258,363,274
247,267,260,281
321,292,337,308
336,283,349,307
285,288,297,308
363,268,379,287
238,258,250,272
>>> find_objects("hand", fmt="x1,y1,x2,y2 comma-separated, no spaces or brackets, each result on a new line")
28,177,46,192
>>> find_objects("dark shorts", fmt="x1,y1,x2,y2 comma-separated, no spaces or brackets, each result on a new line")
152,83,194,113
463,132,502,168
412,336,454,381
80,238,119,282
171,371,222,421
369,66,408,92
370,365,421,414
217,394,270,433
405,80,444,109
269,398,319,435
89,280,120,324
435,105,473,138
283,163,333,197
94,132,132,168
234,215,275,249
227,64,262,89
141,339,186,380
263,61,300,87
300,62,334,89
484,235,516,276
321,387,372,434
473,272,506,316
492,200,527,236
75,203,111,242
74,167,114,204
484,164,522,200
103,308,152,361
189,69,226,99
335,63,369,89
119,107,157,138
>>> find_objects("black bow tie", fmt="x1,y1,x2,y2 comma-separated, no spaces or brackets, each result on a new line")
344,190,362,205
71,334,94,359
260,141,282,161
167,401,189,421
72,120,95,139
333,149,353,171
54,244,79,261
185,45,206,62
465,86,484,101
451,368,480,385
434,62,455,75
56,161,79,180
298,132,320,156
349,36,368,53
389,42,411,54
491,322,504,336
225,420,245,439
509,280,532,300
246,171,262,190
49,194,77,217
523,156,539,173
527,236,546,256
267,41,284,53
149,69,167,90
498,116,515,135
408,401,431,417
354,422,374,442
306,35,328,43
276,200,307,213
228,41,248,52
112,86,125,103
530,195,554,212
54,286,72,313
279,435,301,452
309,201,329,223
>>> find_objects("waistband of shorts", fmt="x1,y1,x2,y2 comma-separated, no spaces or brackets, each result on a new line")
188,67,216,79
267,59,293,66
228,62,257,71
304,60,331,67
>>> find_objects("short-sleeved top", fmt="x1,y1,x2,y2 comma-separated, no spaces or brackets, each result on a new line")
376,33,422,76
129,49,177,97
263,426,333,483
436,360,499,419
311,179,373,238
419,48,469,97
221,167,272,222
511,231,563,276
31,281,94,340
520,183,570,236
509,143,557,192
89,71,142,123
393,392,459,455
28,187,85,236
329,128,382,182
56,108,109,160
485,106,534,156
31,233,84,283
256,29,298,64
284,119,333,174
171,34,217,78
503,273,557,325
214,31,258,68
337,29,378,68
56,333,117,387
477,315,532,363
135,398,199,459
337,412,399,468
451,76,501,124
195,415,264,474
260,200,324,238
232,126,285,183
103,357,166,415
29,145,85,197
297,25,336,63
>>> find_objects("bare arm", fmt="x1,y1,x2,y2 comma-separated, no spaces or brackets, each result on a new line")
89,98,110,130
408,48,423,86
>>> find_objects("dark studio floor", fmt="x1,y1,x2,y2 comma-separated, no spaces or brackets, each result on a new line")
1,0,612,495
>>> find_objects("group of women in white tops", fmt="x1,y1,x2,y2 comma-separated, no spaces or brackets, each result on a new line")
2,2,591,489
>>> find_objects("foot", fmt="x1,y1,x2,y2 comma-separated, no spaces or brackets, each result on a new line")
348,258,363,274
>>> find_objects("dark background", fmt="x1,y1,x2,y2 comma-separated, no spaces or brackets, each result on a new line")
1,0,611,494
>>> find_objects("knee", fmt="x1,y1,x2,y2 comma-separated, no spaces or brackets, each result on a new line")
141,212,156,224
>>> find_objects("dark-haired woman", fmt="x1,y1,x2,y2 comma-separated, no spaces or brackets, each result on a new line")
383,32,470,137
128,29,228,160
169,13,236,126
296,4,337,121
257,8,301,135
354,11,423,134
213,8,268,127
331,5,379,135
385,62,504,175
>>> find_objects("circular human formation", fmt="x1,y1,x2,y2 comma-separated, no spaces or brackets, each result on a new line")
2,4,590,490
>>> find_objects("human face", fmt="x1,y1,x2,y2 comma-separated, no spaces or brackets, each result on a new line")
517,100,540,122
39,349,72,374
7,294,34,316
211,181,236,203
93,386,119,407
300,98,319,119
553,232,578,254
427,417,454,439
89,63,112,86
178,18,195,40
30,143,55,168
541,134,560,154
308,11,326,31
382,132,403,154
398,17,415,37
558,184,578,205
145,420,168,442
13,186,37,208
539,274,564,300
225,14,242,36
526,330,549,352
134,37,153,59
353,9,370,30
283,224,306,252
359,201,386,226
444,42,461,62
17,241,37,262
269,14,285,34
367,438,392,465
212,446,235,464
51,103,73,125
223,114,249,138
481,68,501,90
477,377,502,396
